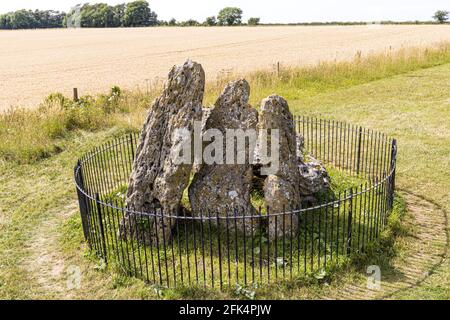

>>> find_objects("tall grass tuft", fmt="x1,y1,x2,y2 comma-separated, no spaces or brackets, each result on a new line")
0,88,153,164
205,42,450,105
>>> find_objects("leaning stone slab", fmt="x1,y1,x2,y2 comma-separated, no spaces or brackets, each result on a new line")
255,95,302,239
189,79,258,224
120,60,205,245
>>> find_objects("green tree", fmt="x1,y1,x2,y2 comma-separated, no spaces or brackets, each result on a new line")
123,1,157,27
204,16,216,26
9,10,37,29
217,7,243,26
433,10,449,23
0,14,12,29
168,18,177,26
1,10,65,29
112,4,126,27
248,17,260,26
180,19,200,27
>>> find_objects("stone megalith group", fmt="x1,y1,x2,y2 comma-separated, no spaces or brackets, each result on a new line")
122,60,330,244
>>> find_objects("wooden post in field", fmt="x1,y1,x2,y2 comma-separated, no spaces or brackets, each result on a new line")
73,88,79,102
277,62,280,77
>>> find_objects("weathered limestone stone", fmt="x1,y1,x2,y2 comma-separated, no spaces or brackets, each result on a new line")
121,60,205,245
298,155,331,197
192,107,212,174
189,79,258,222
255,95,302,239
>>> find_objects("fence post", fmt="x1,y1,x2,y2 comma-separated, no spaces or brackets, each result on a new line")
346,188,353,256
95,193,108,263
130,133,135,160
356,127,362,175
73,88,79,102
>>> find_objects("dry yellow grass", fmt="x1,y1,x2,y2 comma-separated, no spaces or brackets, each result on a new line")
1,25,450,111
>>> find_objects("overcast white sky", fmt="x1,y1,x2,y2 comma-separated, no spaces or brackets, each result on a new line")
0,0,448,23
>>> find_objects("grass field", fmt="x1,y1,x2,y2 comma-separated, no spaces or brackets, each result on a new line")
1,25,450,111
0,44,449,299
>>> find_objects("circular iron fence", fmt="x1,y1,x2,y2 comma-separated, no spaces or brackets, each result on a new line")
74,116,397,289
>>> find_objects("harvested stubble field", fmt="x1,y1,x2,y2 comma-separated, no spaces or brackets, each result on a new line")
1,25,450,111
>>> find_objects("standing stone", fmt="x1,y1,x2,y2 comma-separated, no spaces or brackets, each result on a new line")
255,95,302,239
189,79,258,224
298,155,331,198
121,60,205,245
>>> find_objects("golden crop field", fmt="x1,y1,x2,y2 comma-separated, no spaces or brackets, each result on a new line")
1,25,449,111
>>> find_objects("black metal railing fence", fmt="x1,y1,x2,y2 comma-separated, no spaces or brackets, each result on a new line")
74,116,397,289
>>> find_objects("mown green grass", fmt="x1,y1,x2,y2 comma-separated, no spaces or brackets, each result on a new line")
0,44,449,299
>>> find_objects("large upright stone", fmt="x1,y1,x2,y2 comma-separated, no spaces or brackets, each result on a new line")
189,79,258,221
255,95,302,239
122,60,205,244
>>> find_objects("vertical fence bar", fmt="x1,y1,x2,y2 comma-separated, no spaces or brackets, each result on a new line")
95,193,108,263
132,210,144,280
153,209,163,285
243,210,248,285
170,210,176,287
289,210,293,280
160,209,170,287
258,207,263,284
233,208,238,286
226,209,231,287
390,139,397,210
120,201,134,277
336,192,341,260
356,127,362,175
347,189,353,255
216,212,223,290
251,210,255,285
75,162,90,244
303,210,307,274
207,210,214,289
199,210,206,287
357,184,363,250
192,210,199,285
274,214,278,280
176,211,184,285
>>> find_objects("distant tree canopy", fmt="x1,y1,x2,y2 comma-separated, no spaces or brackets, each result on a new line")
248,17,260,26
123,1,157,27
217,7,243,26
65,1,157,28
0,1,158,29
204,16,217,26
0,9,65,29
433,10,449,23
179,19,200,27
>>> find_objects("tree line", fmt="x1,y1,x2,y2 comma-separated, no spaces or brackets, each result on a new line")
0,9,65,29
0,3,259,29
1,2,448,30
0,1,158,29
